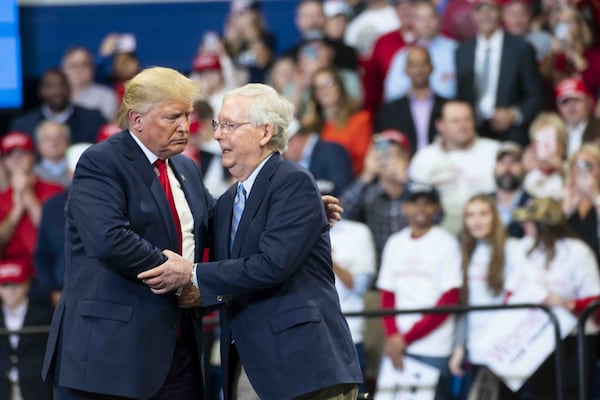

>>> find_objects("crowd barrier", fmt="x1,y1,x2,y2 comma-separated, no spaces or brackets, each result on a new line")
9,301,600,400
344,303,566,400
577,301,600,400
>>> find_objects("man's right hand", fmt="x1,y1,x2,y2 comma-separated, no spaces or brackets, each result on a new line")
137,250,194,294
384,333,406,370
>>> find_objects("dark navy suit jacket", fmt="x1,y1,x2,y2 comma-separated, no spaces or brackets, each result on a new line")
34,191,68,298
195,153,363,400
42,131,215,399
0,301,53,400
309,139,353,196
455,32,543,145
377,94,447,156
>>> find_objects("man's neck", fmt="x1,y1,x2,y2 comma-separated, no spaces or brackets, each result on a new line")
410,225,432,239
410,87,432,100
480,28,500,41
496,189,517,206
442,137,474,152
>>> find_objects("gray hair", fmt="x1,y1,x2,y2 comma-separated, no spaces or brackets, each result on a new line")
223,83,295,153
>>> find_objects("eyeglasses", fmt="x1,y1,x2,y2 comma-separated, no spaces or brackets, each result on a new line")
313,79,336,90
211,120,252,133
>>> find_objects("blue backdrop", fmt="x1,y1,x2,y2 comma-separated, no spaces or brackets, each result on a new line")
19,1,300,79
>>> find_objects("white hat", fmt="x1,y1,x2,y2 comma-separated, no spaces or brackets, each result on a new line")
67,143,93,172
323,0,353,18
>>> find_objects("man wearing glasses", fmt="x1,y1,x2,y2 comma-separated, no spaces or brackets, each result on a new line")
139,83,363,400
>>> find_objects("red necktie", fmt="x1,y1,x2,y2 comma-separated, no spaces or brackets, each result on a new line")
154,159,182,252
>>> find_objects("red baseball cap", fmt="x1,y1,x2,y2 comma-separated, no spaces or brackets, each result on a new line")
96,123,121,143
555,78,590,103
0,259,34,284
380,129,411,154
192,53,221,73
0,132,34,155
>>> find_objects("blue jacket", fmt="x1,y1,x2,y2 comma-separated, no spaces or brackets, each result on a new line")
196,153,363,400
42,131,215,399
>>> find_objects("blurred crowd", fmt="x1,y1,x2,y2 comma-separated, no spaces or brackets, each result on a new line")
2,0,600,399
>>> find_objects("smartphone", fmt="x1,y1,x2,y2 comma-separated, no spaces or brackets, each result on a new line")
115,33,136,53
373,134,390,158
534,126,557,161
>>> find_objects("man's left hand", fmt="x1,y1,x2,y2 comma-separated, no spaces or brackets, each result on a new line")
137,250,193,294
322,195,343,226
178,285,202,308
491,108,516,132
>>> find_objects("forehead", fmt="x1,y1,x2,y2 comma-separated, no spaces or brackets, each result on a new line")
156,100,193,111
42,72,67,87
219,96,251,119
65,49,91,63
496,153,521,164
406,48,429,63
443,103,472,118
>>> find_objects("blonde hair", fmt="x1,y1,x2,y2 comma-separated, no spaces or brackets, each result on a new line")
529,112,568,158
116,67,201,129
223,83,295,153
560,7,593,48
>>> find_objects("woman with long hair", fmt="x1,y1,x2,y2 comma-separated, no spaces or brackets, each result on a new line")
509,197,600,399
563,144,600,262
448,194,520,397
301,66,372,175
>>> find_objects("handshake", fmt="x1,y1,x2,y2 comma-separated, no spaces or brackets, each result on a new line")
137,250,201,308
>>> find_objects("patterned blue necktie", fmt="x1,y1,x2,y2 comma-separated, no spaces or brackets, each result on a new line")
230,183,246,251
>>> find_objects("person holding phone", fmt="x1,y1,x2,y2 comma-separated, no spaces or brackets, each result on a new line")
522,112,567,199
563,144,600,263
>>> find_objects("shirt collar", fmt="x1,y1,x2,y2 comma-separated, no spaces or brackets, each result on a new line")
239,153,274,197
41,104,74,124
129,130,160,165
477,29,504,49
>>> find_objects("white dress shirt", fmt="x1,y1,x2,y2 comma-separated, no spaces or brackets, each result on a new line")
475,30,504,120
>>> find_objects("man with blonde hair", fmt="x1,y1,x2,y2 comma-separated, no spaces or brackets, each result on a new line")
139,83,363,400
42,67,214,399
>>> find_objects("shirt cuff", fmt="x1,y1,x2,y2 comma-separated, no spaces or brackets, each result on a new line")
511,107,523,126
191,263,199,289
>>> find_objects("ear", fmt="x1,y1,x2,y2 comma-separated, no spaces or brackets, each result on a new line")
259,124,274,147
129,110,143,132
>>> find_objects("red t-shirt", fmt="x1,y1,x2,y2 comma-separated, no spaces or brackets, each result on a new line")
0,178,64,261
362,30,409,114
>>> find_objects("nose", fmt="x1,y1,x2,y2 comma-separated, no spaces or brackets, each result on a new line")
213,125,224,140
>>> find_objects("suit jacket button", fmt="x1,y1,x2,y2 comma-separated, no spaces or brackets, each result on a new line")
10,355,18,364
216,295,223,302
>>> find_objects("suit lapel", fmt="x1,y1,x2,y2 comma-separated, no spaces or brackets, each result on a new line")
121,132,179,250
220,185,236,259
169,157,198,255
230,153,280,257
399,98,418,151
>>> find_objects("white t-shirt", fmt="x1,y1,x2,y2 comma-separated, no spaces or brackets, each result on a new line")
506,237,600,333
466,239,520,363
377,226,462,357
522,168,564,200
330,220,377,343
409,138,499,234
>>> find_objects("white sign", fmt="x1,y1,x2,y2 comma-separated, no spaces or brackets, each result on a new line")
471,305,576,391
375,356,440,400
